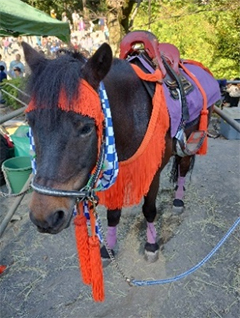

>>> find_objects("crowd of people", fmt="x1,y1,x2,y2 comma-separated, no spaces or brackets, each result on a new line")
1,9,239,109
0,13,109,83
0,10,110,106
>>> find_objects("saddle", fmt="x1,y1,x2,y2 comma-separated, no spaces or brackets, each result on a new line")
120,31,193,111
120,31,206,157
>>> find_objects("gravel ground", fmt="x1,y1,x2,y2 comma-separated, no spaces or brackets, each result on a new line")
0,127,240,318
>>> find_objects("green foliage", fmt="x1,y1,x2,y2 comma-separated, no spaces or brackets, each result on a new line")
133,0,240,78
21,0,239,78
1,77,28,110
22,0,102,19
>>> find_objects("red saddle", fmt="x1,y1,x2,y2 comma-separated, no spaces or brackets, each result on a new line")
119,31,181,76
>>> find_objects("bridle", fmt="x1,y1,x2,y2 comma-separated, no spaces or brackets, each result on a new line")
31,138,105,204
29,80,118,204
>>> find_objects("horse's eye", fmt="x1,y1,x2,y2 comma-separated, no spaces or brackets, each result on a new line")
80,124,93,136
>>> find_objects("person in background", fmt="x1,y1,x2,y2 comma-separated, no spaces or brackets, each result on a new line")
72,10,80,32
98,17,105,32
0,54,7,73
89,20,95,33
0,65,7,104
9,54,25,78
50,9,57,19
0,65,7,82
2,37,11,57
13,67,23,78
224,78,240,107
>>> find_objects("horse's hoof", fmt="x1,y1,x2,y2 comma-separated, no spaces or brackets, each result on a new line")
172,199,184,214
100,245,115,267
144,242,159,263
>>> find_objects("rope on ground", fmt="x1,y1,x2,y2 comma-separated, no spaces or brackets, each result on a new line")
130,217,240,287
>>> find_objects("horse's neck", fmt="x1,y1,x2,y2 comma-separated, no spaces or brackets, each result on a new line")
104,59,152,161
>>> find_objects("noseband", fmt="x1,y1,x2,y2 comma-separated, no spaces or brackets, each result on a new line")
31,139,105,203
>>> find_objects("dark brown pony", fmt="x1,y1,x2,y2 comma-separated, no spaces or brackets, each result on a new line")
22,37,220,261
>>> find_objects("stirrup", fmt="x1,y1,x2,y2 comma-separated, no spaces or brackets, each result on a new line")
175,130,206,157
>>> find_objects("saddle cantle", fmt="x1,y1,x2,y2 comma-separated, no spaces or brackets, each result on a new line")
120,30,178,76
120,30,194,104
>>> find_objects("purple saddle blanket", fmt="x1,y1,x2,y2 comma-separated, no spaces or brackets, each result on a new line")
128,56,221,137
164,63,221,137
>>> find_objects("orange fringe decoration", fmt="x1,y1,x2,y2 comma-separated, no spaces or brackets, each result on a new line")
74,202,105,302
88,205,104,302
98,64,170,210
25,79,104,153
180,62,208,155
74,206,91,285
89,235,105,302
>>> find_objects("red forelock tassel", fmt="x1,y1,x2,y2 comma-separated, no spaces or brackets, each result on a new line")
74,206,91,285
89,235,105,302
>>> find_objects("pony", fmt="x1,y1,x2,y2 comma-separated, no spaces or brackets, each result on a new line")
22,33,221,264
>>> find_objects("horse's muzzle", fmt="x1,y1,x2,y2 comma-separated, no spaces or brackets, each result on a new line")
29,208,72,234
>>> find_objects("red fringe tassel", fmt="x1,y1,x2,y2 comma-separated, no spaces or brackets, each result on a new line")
89,236,105,302
98,64,170,210
74,213,92,285
180,62,209,155
74,203,104,302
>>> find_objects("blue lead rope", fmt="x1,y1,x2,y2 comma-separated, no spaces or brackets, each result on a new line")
131,217,240,286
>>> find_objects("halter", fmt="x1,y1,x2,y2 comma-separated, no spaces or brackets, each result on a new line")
31,140,105,203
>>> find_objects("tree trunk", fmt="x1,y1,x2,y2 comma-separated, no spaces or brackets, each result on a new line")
106,0,135,57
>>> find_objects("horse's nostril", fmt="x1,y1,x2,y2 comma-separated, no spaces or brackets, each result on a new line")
51,210,65,228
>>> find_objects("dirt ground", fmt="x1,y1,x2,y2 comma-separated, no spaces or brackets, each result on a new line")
0,131,240,318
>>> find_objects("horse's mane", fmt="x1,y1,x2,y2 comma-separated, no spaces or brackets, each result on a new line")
27,50,87,109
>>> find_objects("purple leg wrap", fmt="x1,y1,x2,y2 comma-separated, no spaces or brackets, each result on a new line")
175,176,185,200
147,222,157,244
106,226,117,249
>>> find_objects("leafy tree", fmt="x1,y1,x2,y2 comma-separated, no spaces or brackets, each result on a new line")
133,0,239,78
22,0,239,77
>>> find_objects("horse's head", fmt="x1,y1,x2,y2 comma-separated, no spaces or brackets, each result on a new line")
22,42,112,234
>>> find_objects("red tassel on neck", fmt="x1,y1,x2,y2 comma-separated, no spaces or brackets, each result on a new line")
74,207,91,285
88,205,105,302
74,202,105,301
89,235,105,301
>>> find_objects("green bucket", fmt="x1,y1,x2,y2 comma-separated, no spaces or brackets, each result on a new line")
2,156,32,193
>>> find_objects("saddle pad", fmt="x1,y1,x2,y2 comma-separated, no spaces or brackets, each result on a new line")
165,63,221,137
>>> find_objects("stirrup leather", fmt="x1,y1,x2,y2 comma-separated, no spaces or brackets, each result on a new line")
175,129,206,157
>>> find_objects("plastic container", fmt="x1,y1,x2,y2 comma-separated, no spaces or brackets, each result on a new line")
2,156,32,193
220,107,240,140
10,125,31,157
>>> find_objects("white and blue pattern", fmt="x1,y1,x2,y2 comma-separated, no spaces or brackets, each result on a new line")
95,81,119,190
29,127,37,175
29,81,119,241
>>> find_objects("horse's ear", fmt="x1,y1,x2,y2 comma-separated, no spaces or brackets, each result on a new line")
22,41,47,73
83,43,112,88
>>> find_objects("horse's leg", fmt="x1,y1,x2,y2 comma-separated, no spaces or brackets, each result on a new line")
100,209,121,260
172,154,195,214
142,170,161,262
